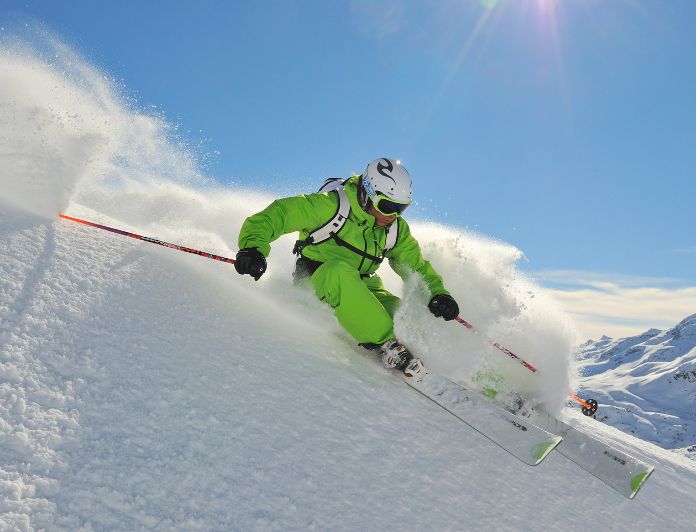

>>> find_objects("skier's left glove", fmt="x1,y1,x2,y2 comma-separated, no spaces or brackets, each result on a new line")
428,294,459,321
234,247,267,281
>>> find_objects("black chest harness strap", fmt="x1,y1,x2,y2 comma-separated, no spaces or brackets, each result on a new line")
292,183,398,264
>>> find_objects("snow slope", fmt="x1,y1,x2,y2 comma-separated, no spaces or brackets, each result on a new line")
576,315,696,460
1,34,696,531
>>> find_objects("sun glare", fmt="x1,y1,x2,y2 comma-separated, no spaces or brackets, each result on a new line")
536,0,559,10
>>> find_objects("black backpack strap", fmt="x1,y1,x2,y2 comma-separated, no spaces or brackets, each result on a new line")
328,233,384,264
293,182,393,265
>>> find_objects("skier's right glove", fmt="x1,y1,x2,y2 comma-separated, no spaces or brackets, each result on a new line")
428,294,459,321
234,247,267,281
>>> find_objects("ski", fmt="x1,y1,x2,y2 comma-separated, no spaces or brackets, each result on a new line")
472,370,655,498
524,409,655,499
403,370,562,466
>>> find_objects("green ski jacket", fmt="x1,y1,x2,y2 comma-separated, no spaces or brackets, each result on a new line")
238,175,450,297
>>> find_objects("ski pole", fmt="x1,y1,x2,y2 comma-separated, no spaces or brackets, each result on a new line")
454,316,599,416
58,214,236,265
59,214,599,415
455,316,539,372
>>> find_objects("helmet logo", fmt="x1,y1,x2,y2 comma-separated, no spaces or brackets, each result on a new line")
376,158,396,184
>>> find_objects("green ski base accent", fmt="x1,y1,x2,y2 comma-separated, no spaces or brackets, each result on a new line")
630,471,653,497
473,370,507,387
482,387,499,400
533,440,559,462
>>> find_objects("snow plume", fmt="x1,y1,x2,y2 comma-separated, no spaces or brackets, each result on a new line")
0,35,108,218
391,223,576,412
0,33,574,410
0,31,206,220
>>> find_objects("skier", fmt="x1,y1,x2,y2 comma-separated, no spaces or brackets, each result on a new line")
234,158,459,376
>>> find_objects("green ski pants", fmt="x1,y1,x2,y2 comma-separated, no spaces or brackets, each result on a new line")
310,260,400,345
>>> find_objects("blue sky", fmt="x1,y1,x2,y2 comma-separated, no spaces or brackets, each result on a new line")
2,0,695,337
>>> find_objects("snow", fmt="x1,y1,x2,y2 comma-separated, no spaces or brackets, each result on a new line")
1,33,696,531
576,314,696,458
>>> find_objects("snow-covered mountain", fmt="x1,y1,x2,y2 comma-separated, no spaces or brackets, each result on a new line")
2,34,696,531
576,314,696,460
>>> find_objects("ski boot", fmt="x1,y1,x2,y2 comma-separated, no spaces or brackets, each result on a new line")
402,357,429,382
379,340,411,370
378,340,430,382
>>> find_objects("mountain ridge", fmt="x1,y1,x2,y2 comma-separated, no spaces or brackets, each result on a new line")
575,313,696,460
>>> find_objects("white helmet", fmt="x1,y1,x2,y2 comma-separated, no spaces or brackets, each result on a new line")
359,158,412,216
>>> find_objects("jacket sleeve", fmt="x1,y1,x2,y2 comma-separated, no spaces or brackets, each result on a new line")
387,219,450,297
237,192,337,257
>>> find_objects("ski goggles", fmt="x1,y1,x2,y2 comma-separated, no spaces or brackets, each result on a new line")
371,194,410,217
362,175,410,217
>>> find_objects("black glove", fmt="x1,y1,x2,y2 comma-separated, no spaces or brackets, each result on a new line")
428,294,459,321
234,248,267,281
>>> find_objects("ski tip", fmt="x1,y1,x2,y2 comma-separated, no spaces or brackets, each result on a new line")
629,468,655,499
531,437,562,465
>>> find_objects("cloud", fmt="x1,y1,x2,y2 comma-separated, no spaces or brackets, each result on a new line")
535,270,681,289
674,246,696,256
533,270,696,341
